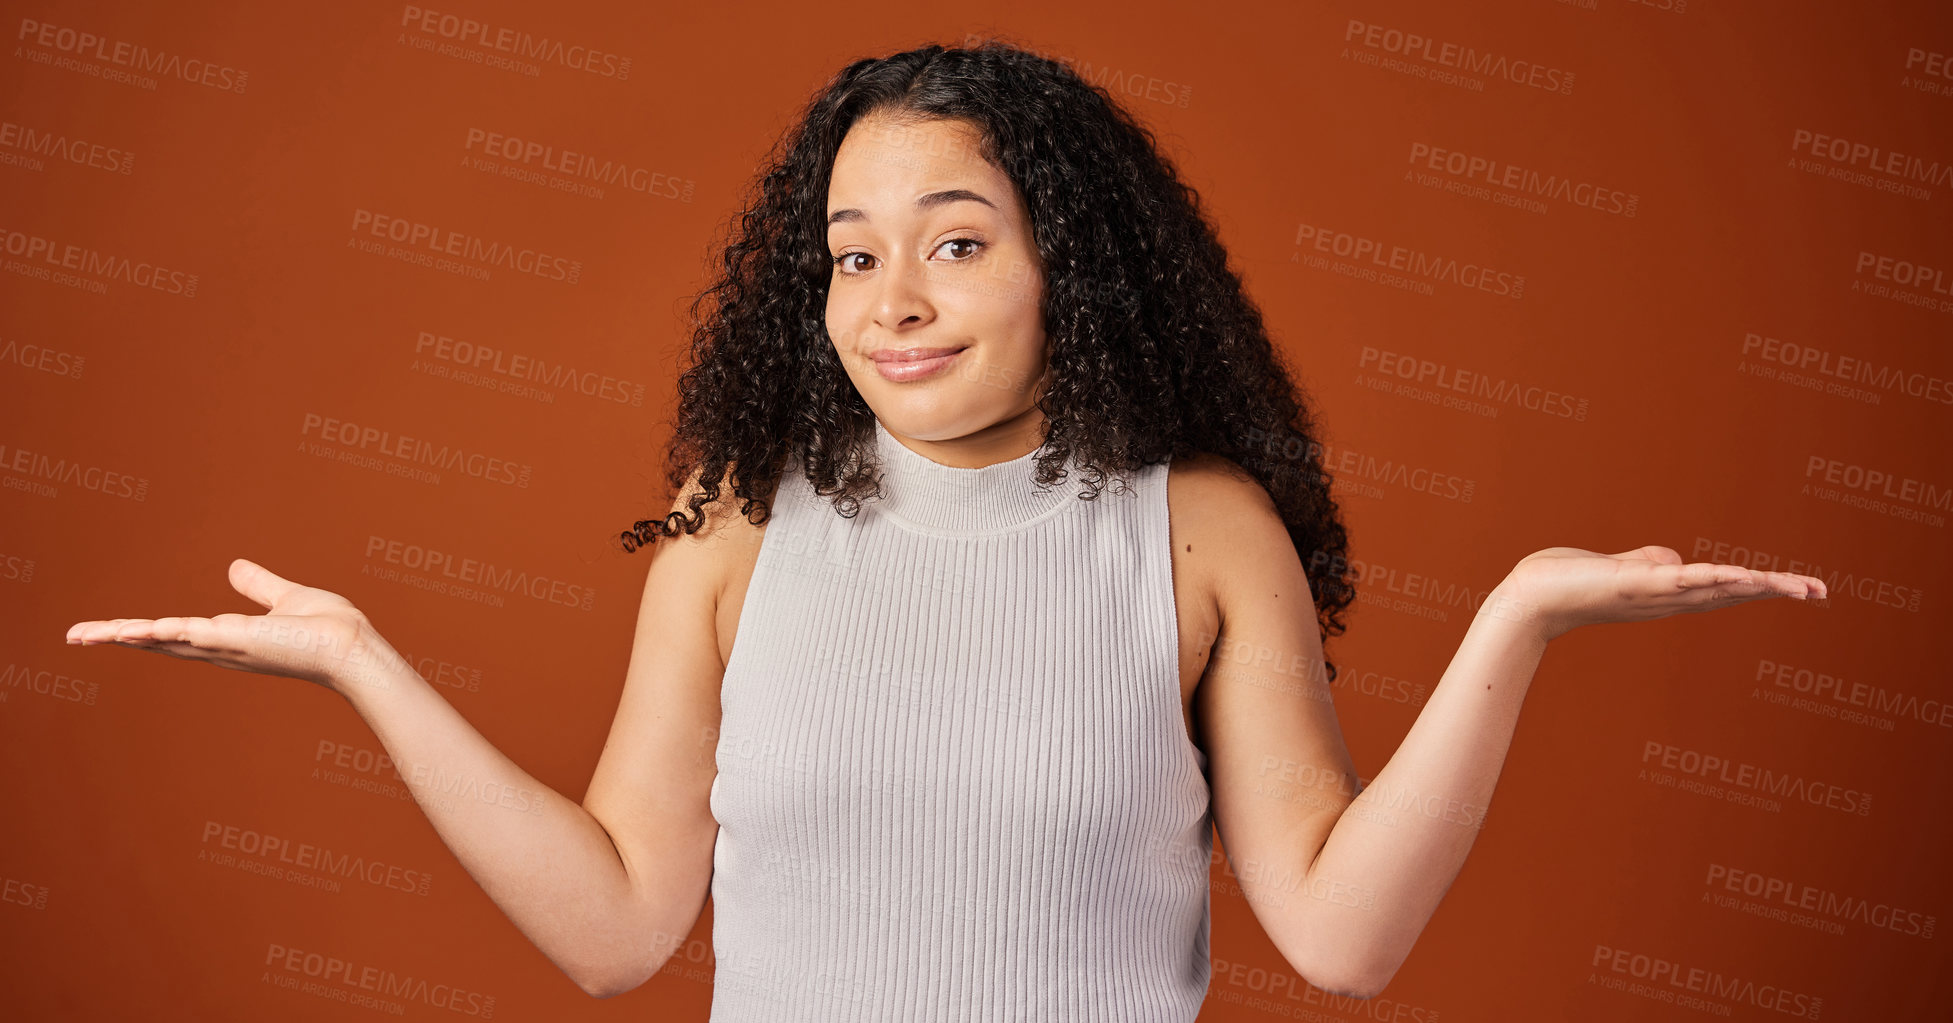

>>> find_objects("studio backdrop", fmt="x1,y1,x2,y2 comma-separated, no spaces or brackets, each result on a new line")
3,0,1949,1020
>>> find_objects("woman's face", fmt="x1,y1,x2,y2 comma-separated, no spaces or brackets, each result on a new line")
824,112,1049,463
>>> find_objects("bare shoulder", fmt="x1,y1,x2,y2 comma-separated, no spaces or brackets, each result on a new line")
1167,450,1277,513
1165,451,1300,615
652,468,772,594
1166,451,1285,556
652,465,773,667
1163,452,1294,716
659,467,772,548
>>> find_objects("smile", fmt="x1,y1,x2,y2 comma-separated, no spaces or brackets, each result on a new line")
868,346,969,383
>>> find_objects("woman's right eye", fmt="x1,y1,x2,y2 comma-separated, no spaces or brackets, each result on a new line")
833,252,876,274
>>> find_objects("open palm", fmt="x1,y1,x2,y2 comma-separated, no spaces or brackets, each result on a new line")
1500,545,1829,642
64,558,402,694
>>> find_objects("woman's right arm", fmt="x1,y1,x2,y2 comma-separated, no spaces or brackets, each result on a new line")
64,479,741,999
338,489,733,997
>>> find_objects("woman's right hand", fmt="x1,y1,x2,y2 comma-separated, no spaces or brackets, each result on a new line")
64,558,407,697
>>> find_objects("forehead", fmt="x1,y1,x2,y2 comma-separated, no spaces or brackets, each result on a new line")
827,114,1012,211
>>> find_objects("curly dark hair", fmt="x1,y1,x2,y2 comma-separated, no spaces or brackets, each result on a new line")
619,37,1356,679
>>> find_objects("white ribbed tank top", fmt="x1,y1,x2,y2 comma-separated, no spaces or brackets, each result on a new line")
707,418,1213,1021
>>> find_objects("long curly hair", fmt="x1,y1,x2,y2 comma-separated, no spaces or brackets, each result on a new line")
620,38,1356,679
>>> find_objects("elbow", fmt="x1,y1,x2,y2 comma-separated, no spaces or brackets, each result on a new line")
1281,940,1400,1001
1315,949,1406,1000
570,910,693,998
572,962,648,1000
576,973,631,1000
574,971,619,1000
1308,967,1393,1001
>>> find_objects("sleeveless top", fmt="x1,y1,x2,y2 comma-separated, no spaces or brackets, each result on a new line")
707,418,1213,1021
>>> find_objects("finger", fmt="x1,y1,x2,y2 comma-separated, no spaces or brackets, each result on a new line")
104,618,187,647
105,619,155,639
67,619,134,642
1799,575,1830,600
126,616,229,650
1673,562,1756,591
1763,571,1819,600
229,558,299,611
105,639,204,660
1680,571,1787,611
71,619,145,644
1618,545,1682,565
88,636,252,671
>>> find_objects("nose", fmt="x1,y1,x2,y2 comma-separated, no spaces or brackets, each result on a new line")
873,259,934,332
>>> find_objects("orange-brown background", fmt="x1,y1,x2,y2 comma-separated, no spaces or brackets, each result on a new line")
4,1,1949,1020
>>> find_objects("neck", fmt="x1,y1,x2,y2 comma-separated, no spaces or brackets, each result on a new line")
869,416,1079,534
875,408,1048,469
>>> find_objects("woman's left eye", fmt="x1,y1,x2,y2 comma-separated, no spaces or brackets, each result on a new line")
831,239,983,276
936,238,983,260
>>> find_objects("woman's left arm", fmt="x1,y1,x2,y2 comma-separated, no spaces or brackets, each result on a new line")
1191,468,1827,999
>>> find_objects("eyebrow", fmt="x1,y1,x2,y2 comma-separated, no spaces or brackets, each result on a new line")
826,189,998,227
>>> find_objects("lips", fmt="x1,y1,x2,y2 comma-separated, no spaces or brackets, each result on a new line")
865,345,969,383
867,346,969,363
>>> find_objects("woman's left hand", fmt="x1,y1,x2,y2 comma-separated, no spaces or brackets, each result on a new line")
1489,545,1829,642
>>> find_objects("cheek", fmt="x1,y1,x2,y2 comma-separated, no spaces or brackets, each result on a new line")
824,298,861,354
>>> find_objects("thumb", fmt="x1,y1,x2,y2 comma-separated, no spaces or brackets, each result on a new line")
228,558,298,610
1616,545,1681,565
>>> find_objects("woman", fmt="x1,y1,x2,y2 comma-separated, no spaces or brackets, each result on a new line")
64,40,1825,1020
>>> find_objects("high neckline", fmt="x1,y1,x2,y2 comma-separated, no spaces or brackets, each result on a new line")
869,418,1079,534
